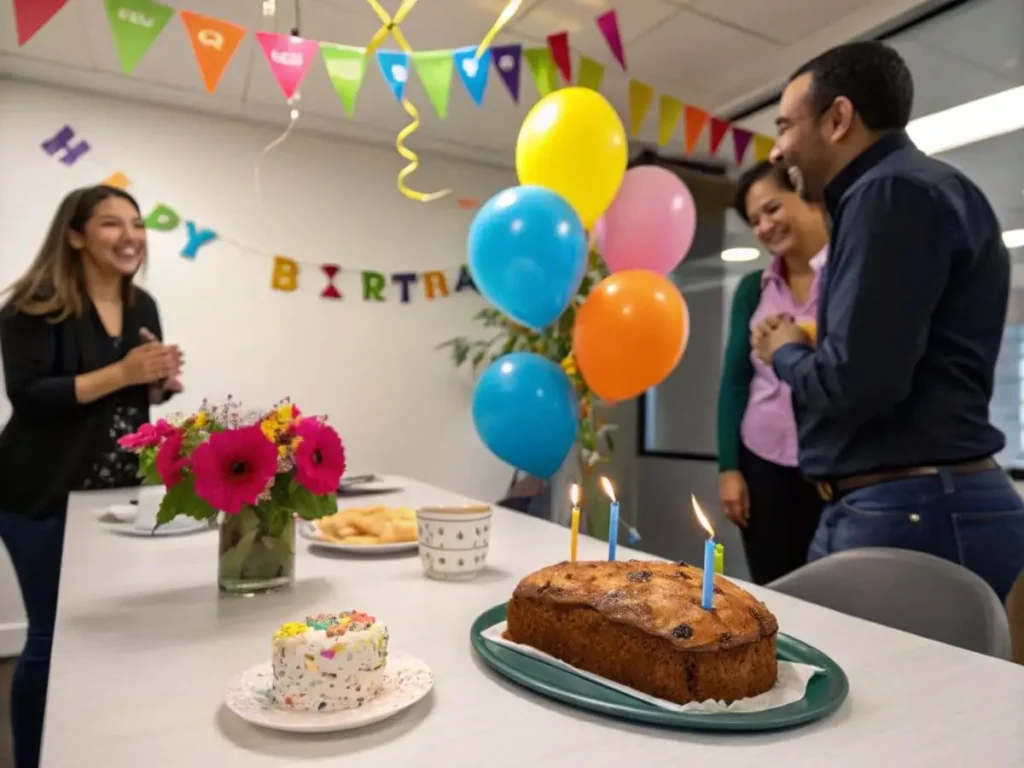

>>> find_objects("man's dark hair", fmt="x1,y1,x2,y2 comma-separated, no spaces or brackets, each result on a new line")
792,41,914,132
733,161,797,223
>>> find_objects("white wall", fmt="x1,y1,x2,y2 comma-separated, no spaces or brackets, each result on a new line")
0,78,517,653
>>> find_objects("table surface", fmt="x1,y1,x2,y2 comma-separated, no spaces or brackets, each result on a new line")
44,476,1024,767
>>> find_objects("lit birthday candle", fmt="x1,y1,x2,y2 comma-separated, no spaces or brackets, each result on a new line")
691,495,716,610
600,476,619,561
569,483,581,563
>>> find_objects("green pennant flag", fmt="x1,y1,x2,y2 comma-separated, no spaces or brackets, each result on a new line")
577,56,605,91
320,43,367,118
104,0,175,75
412,50,455,120
523,47,559,98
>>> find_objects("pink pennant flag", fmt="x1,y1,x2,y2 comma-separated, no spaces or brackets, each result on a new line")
709,117,731,156
595,10,626,71
547,31,572,84
732,127,754,165
256,31,318,100
13,0,70,46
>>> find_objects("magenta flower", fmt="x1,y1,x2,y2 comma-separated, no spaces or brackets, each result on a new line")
191,426,278,514
155,429,188,487
118,419,175,451
293,419,346,495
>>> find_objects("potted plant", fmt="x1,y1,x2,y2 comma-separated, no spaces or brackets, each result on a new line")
119,398,345,594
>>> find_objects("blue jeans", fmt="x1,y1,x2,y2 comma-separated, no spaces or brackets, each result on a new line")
809,468,1024,603
0,504,67,768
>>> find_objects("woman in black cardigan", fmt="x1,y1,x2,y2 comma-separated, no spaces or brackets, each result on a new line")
0,185,183,768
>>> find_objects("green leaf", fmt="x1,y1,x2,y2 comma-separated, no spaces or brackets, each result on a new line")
219,528,259,581
156,476,216,527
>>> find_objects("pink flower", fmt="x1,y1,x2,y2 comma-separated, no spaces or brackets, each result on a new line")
191,426,278,514
155,429,188,487
118,419,175,451
293,419,346,495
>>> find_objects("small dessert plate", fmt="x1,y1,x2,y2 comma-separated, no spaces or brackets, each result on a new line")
224,650,433,733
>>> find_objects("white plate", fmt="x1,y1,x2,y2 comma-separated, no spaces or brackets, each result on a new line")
224,650,433,733
100,518,213,538
300,522,418,554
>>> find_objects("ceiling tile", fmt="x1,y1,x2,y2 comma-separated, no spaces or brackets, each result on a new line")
688,0,870,46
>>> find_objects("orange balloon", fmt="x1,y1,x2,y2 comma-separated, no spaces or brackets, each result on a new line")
573,270,689,402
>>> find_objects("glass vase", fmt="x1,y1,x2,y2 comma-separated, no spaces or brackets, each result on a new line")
218,506,295,595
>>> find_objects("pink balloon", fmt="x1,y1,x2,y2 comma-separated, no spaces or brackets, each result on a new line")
595,166,697,274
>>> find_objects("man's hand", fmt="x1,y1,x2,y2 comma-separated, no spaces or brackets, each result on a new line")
752,314,810,364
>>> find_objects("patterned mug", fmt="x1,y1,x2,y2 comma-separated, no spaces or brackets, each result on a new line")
415,505,492,581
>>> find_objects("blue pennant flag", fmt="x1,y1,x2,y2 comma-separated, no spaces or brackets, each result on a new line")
452,46,491,106
375,49,410,103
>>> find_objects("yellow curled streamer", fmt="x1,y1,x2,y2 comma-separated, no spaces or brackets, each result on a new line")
362,0,449,203
396,98,452,203
474,0,525,59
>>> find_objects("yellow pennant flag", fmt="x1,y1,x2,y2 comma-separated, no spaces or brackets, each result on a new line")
628,79,655,136
753,134,775,162
657,95,684,147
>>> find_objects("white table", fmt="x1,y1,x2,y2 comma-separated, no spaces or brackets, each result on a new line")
43,476,1024,767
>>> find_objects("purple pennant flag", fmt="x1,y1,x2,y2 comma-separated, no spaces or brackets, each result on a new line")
490,43,522,103
732,128,753,165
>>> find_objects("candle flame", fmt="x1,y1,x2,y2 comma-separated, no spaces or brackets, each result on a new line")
691,495,715,538
599,476,616,503
570,483,580,506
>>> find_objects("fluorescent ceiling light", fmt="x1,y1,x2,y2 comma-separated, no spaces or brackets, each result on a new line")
721,247,760,263
907,86,1024,156
1004,229,1024,250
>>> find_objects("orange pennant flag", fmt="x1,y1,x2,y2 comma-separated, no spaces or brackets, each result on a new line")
753,134,776,162
684,105,709,155
179,10,246,94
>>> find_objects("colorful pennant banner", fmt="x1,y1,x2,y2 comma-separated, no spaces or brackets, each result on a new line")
38,125,476,304
15,3,775,169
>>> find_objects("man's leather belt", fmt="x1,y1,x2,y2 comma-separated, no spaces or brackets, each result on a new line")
815,457,998,502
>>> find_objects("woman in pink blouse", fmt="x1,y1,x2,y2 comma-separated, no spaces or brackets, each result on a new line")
717,161,829,584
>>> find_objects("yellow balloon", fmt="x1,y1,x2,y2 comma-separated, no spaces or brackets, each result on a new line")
515,87,628,230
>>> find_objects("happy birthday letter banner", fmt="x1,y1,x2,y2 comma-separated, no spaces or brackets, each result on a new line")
38,124,478,304
14,2,773,167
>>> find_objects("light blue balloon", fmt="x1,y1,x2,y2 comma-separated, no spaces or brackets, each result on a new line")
472,352,579,479
468,185,587,330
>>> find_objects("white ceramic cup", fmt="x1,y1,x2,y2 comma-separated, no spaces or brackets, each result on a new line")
416,505,492,581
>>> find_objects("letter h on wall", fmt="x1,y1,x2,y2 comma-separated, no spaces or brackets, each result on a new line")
41,125,91,166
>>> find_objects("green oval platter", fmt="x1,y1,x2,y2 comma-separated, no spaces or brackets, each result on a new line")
470,602,849,732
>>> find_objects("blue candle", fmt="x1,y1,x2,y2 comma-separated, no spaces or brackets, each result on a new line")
692,495,717,610
601,476,619,561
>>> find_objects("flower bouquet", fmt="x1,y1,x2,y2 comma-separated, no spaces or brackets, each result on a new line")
119,398,345,594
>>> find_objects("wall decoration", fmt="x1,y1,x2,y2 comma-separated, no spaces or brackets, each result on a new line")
15,0,774,178
38,125,476,304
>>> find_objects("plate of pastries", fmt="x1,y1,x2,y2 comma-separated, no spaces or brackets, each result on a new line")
302,506,419,554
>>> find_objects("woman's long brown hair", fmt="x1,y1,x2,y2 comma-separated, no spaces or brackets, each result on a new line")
5,185,145,322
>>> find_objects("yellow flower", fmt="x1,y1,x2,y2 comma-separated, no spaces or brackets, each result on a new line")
193,411,208,429
276,404,296,423
561,354,577,377
261,418,279,442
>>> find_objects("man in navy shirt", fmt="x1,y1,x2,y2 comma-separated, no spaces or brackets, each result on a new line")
752,41,1024,601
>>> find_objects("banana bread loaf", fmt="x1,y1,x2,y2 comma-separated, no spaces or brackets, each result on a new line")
505,559,778,704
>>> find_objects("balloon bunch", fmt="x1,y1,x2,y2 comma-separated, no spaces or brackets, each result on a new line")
468,88,696,479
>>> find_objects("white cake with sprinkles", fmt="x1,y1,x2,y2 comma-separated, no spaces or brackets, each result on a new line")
271,611,389,712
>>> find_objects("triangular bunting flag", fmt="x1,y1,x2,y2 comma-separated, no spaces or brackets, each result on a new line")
732,128,754,165
452,47,491,106
753,134,775,162
179,10,246,93
412,50,455,119
524,47,559,98
13,0,70,46
490,44,522,102
547,31,572,83
577,55,605,91
709,117,731,156
376,50,411,104
256,31,319,100
320,43,367,117
595,10,626,70
684,105,710,155
657,95,684,147
627,79,654,136
105,0,175,75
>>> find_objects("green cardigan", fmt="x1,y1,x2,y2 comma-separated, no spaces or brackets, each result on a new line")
717,270,763,472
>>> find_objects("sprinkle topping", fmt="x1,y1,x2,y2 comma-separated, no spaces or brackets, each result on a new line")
274,622,309,640
306,612,339,631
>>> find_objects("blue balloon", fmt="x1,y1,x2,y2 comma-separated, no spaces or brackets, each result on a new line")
472,352,579,478
468,185,587,330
